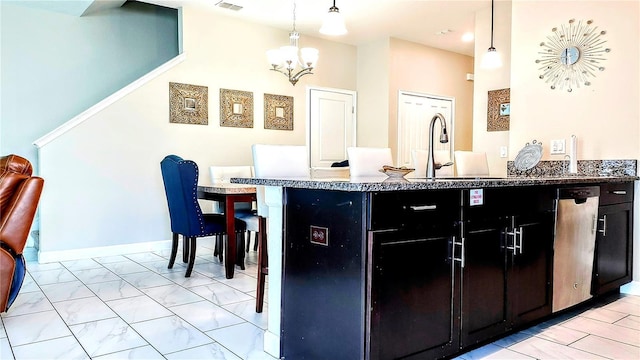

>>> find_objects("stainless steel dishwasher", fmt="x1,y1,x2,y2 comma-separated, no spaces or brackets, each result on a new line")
553,186,600,312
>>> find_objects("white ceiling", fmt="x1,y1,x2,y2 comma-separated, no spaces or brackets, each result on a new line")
144,0,495,56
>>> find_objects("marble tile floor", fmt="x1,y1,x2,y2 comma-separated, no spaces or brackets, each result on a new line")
1,237,274,360
0,237,638,360
454,291,640,360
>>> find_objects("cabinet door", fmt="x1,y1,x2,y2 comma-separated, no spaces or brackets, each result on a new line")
369,231,458,360
282,189,367,360
593,202,633,294
461,217,508,347
508,212,554,327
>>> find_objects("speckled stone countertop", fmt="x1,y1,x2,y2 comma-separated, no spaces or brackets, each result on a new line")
231,175,638,192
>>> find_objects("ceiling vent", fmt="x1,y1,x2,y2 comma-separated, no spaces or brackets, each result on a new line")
215,1,243,11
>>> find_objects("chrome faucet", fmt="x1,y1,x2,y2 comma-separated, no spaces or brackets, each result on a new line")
426,113,449,179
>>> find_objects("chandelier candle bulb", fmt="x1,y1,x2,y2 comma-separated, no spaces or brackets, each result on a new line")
300,47,319,68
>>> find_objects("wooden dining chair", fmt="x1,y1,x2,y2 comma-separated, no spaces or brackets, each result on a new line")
255,216,268,313
251,144,310,312
209,165,260,264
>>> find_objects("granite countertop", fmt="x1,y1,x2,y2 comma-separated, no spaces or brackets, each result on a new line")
231,175,638,192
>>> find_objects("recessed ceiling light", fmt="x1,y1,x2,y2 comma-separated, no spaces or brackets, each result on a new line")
461,32,474,42
215,1,243,11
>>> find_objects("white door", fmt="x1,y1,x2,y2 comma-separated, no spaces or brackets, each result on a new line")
307,88,356,168
397,91,454,167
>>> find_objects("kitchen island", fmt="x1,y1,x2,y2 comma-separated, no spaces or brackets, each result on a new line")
232,175,636,359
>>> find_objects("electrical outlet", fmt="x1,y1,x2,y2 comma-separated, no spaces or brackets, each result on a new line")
500,146,508,158
550,139,566,154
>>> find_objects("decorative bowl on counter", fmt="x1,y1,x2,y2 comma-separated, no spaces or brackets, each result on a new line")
379,165,415,178
514,140,543,171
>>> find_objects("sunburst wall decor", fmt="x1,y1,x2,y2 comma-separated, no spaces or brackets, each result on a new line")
536,19,610,92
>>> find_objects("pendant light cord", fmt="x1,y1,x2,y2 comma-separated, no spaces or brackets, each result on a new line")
490,0,495,48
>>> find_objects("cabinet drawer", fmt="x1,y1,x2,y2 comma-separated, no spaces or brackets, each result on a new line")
599,182,634,205
369,190,460,231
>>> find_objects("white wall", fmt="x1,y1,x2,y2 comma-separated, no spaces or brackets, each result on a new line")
388,38,474,159
355,37,475,155
509,0,639,161
473,0,639,174
356,39,390,147
37,5,357,259
472,0,512,177
1,1,179,168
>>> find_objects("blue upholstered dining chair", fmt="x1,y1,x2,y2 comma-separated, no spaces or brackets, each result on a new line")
160,155,247,277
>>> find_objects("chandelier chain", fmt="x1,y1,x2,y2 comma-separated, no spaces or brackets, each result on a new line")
292,1,296,31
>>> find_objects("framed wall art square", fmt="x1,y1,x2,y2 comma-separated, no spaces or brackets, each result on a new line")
264,93,293,130
487,88,510,131
169,82,208,125
220,88,253,128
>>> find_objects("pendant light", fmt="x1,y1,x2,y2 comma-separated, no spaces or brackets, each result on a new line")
319,0,347,36
481,0,502,69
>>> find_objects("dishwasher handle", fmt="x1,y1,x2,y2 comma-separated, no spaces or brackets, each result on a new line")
598,215,607,236
557,186,600,201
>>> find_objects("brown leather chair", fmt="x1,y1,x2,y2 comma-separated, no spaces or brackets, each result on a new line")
0,154,44,312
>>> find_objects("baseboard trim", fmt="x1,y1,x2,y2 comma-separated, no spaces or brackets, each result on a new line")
620,281,640,295
37,240,172,263
263,330,280,359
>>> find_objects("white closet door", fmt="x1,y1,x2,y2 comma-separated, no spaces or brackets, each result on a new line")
397,92,454,168
308,88,357,168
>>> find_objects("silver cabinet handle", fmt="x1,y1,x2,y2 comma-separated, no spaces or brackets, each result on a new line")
598,215,607,237
612,190,627,195
409,204,437,211
513,226,522,255
506,226,523,255
505,228,515,251
452,236,465,268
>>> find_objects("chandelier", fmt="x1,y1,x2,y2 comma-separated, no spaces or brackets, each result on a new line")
266,2,319,86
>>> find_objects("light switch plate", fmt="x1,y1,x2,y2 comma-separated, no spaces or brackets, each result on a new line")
550,139,566,154
500,146,508,158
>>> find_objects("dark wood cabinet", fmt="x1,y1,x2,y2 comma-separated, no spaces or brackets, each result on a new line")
280,183,630,360
461,187,554,348
282,189,367,360
508,211,554,327
369,230,459,360
368,190,460,360
460,215,508,347
593,182,634,295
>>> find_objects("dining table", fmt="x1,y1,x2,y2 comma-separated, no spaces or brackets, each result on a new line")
197,182,257,279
